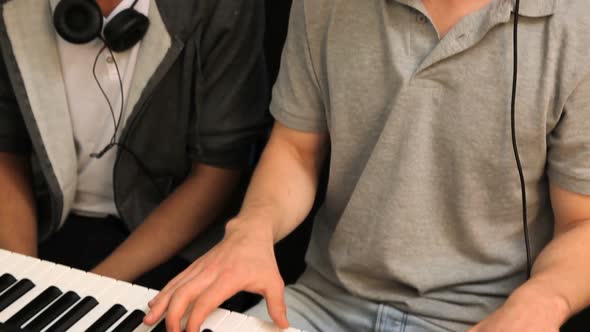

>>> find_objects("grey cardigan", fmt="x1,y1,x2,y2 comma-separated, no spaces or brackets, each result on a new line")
0,0,268,246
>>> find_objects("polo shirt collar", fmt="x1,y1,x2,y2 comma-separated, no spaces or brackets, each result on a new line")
392,0,556,18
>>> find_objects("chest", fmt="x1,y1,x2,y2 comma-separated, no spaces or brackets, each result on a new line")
317,1,562,150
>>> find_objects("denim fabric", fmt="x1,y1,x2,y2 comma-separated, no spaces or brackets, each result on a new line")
247,269,464,332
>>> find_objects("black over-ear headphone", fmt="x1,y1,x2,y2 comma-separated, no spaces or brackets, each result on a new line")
53,0,149,52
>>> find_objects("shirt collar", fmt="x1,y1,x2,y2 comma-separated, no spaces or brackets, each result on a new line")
392,0,556,18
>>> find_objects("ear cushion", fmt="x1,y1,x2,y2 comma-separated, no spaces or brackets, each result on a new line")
53,0,103,44
104,9,150,52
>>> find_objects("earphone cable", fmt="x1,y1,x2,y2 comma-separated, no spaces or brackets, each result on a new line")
105,46,125,142
510,0,532,279
91,41,163,198
92,44,119,144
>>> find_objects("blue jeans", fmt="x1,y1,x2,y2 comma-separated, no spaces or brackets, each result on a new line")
246,269,467,332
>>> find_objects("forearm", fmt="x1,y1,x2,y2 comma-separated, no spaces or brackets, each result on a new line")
227,123,329,243
516,219,590,323
0,152,37,256
92,163,241,282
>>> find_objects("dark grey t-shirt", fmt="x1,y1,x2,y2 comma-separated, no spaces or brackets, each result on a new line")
271,0,590,330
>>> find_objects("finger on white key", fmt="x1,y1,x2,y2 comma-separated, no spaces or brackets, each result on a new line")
257,319,304,332
132,289,160,332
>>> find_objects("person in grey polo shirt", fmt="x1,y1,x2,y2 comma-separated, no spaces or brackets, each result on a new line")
146,0,590,331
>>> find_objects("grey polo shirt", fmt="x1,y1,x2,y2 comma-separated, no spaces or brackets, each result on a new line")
271,0,590,330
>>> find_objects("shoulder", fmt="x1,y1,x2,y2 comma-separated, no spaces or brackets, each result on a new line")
548,1,590,101
550,0,590,39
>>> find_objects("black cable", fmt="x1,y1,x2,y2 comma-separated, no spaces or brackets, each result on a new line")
90,39,164,198
104,46,125,142
510,0,532,279
92,44,118,144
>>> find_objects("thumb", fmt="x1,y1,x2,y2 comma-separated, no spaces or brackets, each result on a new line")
264,281,289,328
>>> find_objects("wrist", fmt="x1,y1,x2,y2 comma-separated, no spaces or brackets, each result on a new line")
225,211,278,244
509,278,572,326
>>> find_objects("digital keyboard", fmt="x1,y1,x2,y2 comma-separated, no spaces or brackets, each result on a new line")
0,249,303,332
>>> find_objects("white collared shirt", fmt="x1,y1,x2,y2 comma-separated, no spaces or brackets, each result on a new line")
53,0,150,217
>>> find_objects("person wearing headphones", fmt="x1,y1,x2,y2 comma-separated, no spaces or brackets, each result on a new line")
0,0,267,289
146,0,590,331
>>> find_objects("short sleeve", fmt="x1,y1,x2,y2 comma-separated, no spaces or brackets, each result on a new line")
270,0,327,133
188,0,269,168
547,74,590,195
0,50,30,153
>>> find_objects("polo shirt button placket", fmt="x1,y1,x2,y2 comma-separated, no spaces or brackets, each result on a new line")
105,56,119,81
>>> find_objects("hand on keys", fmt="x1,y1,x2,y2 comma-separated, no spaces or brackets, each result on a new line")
143,217,290,332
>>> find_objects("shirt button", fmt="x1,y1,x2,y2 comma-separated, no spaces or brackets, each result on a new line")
106,56,115,64
416,14,427,24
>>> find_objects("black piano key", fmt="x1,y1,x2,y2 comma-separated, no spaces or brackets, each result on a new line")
6,286,63,327
85,304,127,332
0,279,35,312
0,274,17,294
0,322,32,332
45,296,98,332
152,320,167,332
111,310,145,332
23,291,79,331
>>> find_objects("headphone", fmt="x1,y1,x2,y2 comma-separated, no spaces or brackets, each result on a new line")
53,0,150,52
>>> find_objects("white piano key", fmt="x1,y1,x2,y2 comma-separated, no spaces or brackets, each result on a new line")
1,249,309,332
0,250,12,265
256,317,299,332
0,258,44,301
38,271,109,332
0,261,63,322
228,316,260,331
67,280,135,331
2,254,40,279
18,266,93,329
132,289,160,332
213,311,248,332
199,308,231,331
256,319,303,332
76,273,116,300
283,328,303,332
105,285,152,332
60,268,91,294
